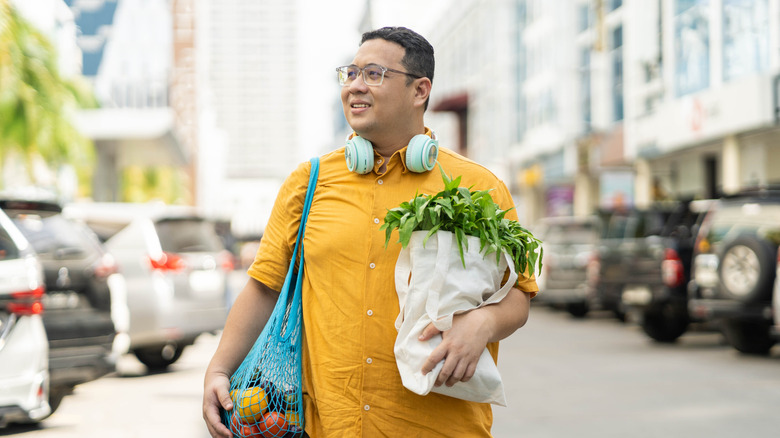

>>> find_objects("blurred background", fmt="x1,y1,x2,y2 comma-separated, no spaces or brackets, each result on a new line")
3,1,780,436
5,0,776,232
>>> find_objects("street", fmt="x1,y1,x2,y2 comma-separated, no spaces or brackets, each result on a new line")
3,304,780,438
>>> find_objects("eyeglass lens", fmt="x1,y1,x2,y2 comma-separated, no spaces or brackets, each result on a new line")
339,66,385,86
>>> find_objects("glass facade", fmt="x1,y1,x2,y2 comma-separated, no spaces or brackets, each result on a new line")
674,0,710,96
611,25,624,121
580,48,591,131
722,0,769,81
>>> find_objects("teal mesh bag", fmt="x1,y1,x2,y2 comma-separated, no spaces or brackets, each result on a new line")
221,157,319,438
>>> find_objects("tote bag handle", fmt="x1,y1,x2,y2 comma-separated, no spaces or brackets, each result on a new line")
277,157,320,341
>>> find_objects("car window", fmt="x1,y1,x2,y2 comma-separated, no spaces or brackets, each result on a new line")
542,222,600,244
12,214,100,259
155,219,225,253
0,222,21,261
706,202,780,246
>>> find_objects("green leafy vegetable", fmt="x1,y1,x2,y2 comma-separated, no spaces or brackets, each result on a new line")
380,167,543,277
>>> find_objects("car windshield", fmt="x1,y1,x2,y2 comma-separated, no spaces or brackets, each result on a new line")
542,223,600,244
155,219,225,253
707,202,780,246
12,214,98,258
0,224,21,261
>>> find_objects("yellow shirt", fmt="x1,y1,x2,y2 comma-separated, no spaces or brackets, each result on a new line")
249,144,537,437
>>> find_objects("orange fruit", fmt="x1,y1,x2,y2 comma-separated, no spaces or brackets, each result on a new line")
259,411,287,437
234,387,268,422
284,410,301,428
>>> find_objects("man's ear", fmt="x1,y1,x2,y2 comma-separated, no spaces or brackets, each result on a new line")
413,78,432,108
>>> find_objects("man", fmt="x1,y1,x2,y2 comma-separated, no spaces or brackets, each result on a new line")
203,26,537,437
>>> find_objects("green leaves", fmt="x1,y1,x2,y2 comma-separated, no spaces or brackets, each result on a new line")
381,167,543,277
0,0,97,188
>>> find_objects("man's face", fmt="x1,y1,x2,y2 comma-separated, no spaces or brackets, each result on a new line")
340,39,417,140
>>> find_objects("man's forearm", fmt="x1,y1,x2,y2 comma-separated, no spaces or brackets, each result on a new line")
206,278,279,376
480,287,532,343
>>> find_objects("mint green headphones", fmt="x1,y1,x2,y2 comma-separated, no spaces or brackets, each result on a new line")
345,132,439,174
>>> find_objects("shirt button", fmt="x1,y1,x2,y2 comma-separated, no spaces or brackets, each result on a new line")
373,218,380,224
366,357,373,364
369,263,376,269
377,179,384,185
364,404,370,411
367,309,373,316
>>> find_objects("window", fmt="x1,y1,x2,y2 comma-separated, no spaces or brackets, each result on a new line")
722,0,769,81
580,48,592,130
611,25,624,121
674,0,710,96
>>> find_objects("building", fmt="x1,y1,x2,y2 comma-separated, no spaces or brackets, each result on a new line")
425,0,528,220
68,0,190,202
625,0,780,205
195,0,299,237
513,0,780,225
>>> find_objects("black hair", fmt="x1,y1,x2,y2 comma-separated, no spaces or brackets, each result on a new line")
361,26,434,110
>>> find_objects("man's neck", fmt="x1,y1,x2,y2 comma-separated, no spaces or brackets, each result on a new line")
366,123,426,163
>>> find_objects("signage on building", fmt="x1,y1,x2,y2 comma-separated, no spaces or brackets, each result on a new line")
599,170,634,211
654,75,774,152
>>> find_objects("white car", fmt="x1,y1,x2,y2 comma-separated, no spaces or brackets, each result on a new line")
0,209,50,427
64,202,231,370
773,247,780,339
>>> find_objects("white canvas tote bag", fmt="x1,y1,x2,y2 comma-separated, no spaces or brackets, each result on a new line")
393,230,518,406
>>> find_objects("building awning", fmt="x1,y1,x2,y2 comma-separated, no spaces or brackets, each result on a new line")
432,92,469,112
74,108,188,167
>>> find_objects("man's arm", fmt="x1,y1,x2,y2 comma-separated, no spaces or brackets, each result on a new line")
419,287,532,387
203,278,279,438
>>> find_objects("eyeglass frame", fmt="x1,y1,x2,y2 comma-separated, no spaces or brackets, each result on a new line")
336,63,423,87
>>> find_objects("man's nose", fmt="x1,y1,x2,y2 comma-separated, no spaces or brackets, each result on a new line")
348,72,369,93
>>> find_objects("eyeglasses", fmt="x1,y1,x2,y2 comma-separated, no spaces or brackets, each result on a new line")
336,64,422,87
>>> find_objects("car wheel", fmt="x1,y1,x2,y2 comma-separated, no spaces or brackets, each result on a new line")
48,385,73,416
566,302,589,318
718,236,775,303
640,304,689,343
134,343,185,371
722,319,775,355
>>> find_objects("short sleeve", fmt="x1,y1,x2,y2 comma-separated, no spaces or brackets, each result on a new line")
247,161,312,291
491,179,539,298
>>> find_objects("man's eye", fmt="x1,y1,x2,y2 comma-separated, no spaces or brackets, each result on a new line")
366,69,383,80
347,69,359,79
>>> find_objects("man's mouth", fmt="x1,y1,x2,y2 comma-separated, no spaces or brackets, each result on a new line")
351,103,370,108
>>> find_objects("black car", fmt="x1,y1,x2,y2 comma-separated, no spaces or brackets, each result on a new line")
588,201,707,327
0,199,117,413
688,189,780,354
616,200,713,342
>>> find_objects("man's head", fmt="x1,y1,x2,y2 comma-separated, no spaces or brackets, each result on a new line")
360,27,435,110
340,27,435,147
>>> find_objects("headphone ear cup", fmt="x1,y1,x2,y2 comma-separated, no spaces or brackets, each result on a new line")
405,134,439,173
345,136,374,174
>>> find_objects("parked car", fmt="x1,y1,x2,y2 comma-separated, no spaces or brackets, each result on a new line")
64,202,231,370
533,215,601,317
0,198,118,413
617,199,714,342
773,247,780,340
587,201,706,324
0,208,51,427
688,189,780,354
588,204,678,320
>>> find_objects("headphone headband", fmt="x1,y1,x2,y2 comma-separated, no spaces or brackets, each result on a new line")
344,130,439,174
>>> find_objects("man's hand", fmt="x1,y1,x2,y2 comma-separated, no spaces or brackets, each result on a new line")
419,309,492,387
418,288,532,387
203,370,234,438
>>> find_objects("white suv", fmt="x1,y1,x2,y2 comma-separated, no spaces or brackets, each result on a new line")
64,202,231,370
0,209,50,427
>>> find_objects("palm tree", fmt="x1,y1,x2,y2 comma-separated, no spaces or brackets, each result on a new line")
0,0,97,191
